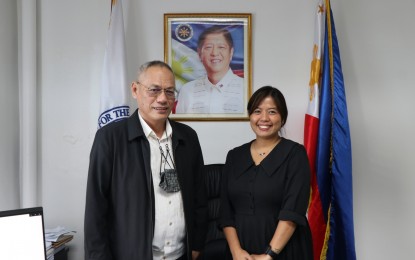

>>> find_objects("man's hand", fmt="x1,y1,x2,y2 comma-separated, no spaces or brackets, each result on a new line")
191,250,200,260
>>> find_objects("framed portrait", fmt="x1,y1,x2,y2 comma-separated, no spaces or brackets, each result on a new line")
164,13,252,121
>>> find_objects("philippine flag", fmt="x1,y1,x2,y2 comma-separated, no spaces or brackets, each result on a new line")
305,1,357,259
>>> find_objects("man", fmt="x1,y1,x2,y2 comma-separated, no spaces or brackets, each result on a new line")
84,61,207,260
175,26,244,114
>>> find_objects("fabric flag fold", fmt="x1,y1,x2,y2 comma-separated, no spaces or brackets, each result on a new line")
98,0,130,128
304,1,357,259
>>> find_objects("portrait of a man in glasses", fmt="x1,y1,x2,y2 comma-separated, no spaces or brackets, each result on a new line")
85,60,208,260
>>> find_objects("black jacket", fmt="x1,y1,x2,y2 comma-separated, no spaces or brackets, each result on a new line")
85,109,207,260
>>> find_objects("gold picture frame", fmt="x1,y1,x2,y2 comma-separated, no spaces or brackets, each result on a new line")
164,13,252,121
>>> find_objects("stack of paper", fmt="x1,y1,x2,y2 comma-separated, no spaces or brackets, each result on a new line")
45,226,75,257
45,241,54,260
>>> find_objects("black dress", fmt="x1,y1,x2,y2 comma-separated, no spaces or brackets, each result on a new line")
219,138,313,259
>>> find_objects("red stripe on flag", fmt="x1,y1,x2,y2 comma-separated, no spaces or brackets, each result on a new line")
304,114,319,159
309,183,326,260
232,69,244,78
304,114,326,260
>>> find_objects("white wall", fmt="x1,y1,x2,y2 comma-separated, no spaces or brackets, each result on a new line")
0,0,19,210
1,0,414,259
333,1,415,258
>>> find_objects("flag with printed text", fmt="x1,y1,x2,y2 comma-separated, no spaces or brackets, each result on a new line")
98,0,130,128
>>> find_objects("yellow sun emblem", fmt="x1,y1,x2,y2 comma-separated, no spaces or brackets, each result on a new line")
309,44,321,101
171,49,194,84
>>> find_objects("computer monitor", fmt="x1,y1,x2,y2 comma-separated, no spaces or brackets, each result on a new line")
0,207,47,260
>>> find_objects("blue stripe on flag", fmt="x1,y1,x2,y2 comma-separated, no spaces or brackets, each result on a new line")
317,1,357,259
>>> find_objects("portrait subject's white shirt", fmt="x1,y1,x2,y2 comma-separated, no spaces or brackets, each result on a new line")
176,69,244,114
138,112,186,260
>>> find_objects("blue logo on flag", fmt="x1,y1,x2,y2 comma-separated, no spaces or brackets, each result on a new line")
98,106,130,128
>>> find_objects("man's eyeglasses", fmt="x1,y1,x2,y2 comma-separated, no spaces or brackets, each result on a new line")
137,82,176,99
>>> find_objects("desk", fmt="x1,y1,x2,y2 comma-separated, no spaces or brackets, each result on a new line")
54,246,69,260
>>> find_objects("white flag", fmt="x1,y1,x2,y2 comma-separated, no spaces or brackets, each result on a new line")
98,0,130,128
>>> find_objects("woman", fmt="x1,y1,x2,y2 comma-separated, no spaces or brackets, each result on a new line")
219,86,313,260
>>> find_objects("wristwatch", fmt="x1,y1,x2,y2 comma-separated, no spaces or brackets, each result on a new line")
265,245,279,259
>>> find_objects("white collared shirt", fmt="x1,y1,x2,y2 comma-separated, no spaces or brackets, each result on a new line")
138,113,186,260
175,68,244,114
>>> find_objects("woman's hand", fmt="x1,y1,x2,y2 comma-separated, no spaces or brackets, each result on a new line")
231,248,255,260
224,226,255,260
250,254,273,260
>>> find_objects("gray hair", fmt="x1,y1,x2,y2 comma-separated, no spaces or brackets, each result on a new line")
137,60,174,81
